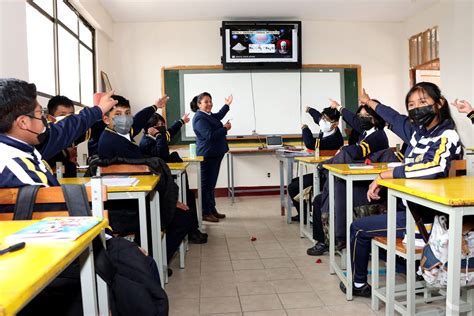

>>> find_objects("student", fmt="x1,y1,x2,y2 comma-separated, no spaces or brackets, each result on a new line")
140,112,190,162
341,82,462,297
306,99,389,256
288,106,344,222
451,99,474,124
0,78,117,188
191,92,233,222
98,94,167,159
139,112,208,243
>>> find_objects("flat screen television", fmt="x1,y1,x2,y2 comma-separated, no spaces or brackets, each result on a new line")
221,21,302,70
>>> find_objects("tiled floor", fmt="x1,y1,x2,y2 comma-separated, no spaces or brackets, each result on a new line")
166,195,384,315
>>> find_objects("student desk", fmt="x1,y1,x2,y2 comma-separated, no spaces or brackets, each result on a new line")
275,150,309,223
0,219,108,316
60,175,165,286
323,163,391,300
378,176,474,315
182,156,204,229
295,156,333,240
227,148,278,204
168,162,190,205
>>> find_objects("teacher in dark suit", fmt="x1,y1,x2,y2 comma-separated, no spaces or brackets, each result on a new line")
191,92,233,222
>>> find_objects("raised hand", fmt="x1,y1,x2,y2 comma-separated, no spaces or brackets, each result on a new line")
181,113,190,123
301,124,308,130
305,106,311,113
359,88,371,105
225,95,233,106
155,95,170,108
451,99,473,114
224,121,232,130
147,127,159,137
98,90,118,114
329,98,341,109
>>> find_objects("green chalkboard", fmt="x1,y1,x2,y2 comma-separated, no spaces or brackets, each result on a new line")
163,66,360,145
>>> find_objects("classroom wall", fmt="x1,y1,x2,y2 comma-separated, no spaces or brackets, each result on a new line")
108,19,406,189
0,1,29,80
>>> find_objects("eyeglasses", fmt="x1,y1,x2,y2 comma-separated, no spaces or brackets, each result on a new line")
26,108,47,117
357,114,373,119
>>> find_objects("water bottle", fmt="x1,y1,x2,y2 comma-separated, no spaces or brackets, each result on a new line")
189,143,197,159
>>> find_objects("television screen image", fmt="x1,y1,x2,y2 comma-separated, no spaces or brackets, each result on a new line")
222,21,301,70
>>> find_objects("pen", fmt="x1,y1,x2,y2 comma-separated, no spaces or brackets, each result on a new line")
0,242,26,255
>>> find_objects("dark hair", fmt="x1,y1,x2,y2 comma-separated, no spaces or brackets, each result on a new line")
111,95,130,108
321,107,341,122
0,78,38,133
190,92,212,113
47,95,74,115
405,82,453,125
144,113,165,133
359,99,385,129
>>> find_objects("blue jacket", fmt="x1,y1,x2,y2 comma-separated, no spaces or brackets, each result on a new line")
303,108,344,150
139,119,184,161
468,111,474,124
340,108,389,160
98,105,157,160
192,105,229,158
375,103,462,179
0,106,103,188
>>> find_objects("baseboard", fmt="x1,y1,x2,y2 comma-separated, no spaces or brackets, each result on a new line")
191,186,283,198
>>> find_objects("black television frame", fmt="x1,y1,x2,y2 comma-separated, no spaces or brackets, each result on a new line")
221,21,302,70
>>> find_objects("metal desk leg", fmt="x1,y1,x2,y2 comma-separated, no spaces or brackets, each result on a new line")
177,172,183,202
196,162,203,230
385,190,397,314
286,158,294,223
150,190,164,287
138,193,149,252
406,202,416,315
79,245,99,316
299,162,304,237
227,153,231,198
231,152,235,204
280,159,285,217
345,178,353,301
329,172,336,275
446,209,463,315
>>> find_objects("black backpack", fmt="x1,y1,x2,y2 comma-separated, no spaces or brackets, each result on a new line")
13,184,169,316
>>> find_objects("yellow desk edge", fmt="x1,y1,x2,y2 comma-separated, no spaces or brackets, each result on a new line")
323,163,391,175
60,175,160,192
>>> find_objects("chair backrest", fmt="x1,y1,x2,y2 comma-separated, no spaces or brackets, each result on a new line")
0,185,108,221
448,159,466,177
99,164,151,175
319,149,338,157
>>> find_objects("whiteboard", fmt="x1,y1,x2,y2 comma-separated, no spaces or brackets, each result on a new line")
180,69,344,138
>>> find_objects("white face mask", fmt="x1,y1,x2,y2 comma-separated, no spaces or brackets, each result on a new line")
319,119,333,133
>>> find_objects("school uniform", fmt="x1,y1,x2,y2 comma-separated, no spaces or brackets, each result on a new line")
139,119,184,161
193,104,229,215
350,103,462,285
468,111,474,124
0,106,103,188
289,108,344,218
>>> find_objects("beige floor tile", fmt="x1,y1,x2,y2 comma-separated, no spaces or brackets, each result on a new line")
257,248,289,259
200,296,242,314
232,259,265,270
230,250,260,260
326,301,376,315
237,281,275,295
243,310,287,316
270,279,314,294
169,297,200,315
278,292,324,309
286,307,331,316
200,281,238,297
265,268,303,281
261,258,296,269
235,269,268,282
240,294,284,312
200,270,236,283
201,259,233,272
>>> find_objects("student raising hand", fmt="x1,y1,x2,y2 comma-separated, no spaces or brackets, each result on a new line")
155,95,170,109
181,113,190,123
451,99,473,114
98,90,118,114
225,94,233,106
224,120,232,130
329,98,341,109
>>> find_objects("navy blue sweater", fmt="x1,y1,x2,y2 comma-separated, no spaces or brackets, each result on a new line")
0,106,103,187
375,103,462,179
303,108,344,150
192,105,229,158
139,119,184,161
340,108,389,160
98,105,157,160
468,111,474,124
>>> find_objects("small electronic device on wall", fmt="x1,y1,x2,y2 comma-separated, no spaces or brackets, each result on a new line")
221,21,302,70
266,135,284,149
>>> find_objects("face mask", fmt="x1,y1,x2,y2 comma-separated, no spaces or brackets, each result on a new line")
156,126,167,135
26,115,49,144
408,105,436,127
358,116,374,131
112,115,133,134
319,119,333,133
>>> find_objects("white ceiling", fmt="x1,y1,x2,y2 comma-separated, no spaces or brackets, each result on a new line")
99,0,439,23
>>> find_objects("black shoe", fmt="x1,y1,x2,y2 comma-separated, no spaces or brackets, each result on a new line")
307,243,329,256
292,215,300,222
189,230,208,244
199,231,208,238
336,240,346,252
339,281,371,297
167,268,173,277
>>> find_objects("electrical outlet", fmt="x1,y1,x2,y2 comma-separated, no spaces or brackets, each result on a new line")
267,172,271,178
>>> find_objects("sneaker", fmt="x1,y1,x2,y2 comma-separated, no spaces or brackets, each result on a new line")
339,281,371,297
307,243,329,256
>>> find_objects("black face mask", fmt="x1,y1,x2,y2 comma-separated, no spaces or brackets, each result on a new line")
408,105,436,127
358,116,374,131
156,126,167,135
26,115,49,144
